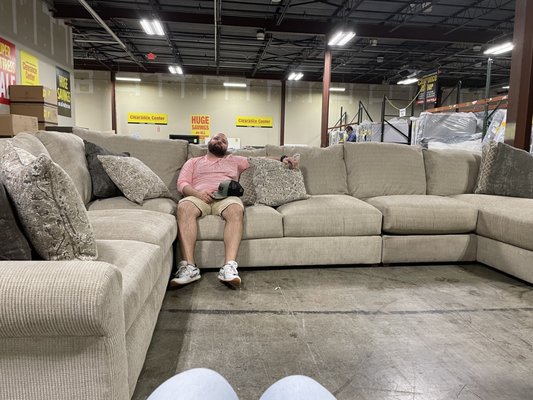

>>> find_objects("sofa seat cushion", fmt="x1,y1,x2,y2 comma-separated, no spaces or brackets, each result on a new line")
87,196,176,214
88,209,177,250
452,194,533,251
365,195,478,234
277,195,382,237
96,240,164,331
197,204,283,240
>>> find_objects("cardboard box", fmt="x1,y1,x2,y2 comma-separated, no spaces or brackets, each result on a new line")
38,122,58,131
9,85,57,106
10,103,58,124
0,114,39,137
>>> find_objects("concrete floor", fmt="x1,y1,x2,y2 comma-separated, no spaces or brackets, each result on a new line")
132,264,533,400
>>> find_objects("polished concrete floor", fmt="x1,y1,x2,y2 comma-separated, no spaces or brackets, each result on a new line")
132,264,533,400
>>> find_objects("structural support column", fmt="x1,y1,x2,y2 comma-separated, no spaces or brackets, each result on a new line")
506,0,533,150
280,80,286,145
321,47,331,147
111,71,117,133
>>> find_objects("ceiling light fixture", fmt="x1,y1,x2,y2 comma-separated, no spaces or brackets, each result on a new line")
329,87,346,92
502,85,510,89
140,19,165,36
168,65,183,75
223,82,247,88
484,42,514,55
328,31,356,46
397,77,418,85
116,77,141,82
288,72,303,81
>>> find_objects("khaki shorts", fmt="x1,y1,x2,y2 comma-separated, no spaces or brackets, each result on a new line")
179,196,244,217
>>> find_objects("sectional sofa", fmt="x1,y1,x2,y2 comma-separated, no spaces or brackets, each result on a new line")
0,128,532,400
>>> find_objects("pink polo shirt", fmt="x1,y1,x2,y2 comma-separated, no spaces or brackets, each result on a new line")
177,154,249,194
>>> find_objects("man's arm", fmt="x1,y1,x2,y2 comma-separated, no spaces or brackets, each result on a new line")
177,159,215,204
181,184,215,204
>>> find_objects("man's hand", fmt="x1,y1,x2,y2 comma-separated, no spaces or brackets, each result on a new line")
282,156,299,169
196,190,215,204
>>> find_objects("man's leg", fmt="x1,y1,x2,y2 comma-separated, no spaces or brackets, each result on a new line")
147,368,239,400
220,203,244,263
176,200,202,264
259,375,336,400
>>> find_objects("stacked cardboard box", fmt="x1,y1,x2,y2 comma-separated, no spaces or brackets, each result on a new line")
9,85,58,130
0,114,39,137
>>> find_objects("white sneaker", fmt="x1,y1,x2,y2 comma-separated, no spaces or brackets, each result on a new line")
217,261,241,287
170,261,201,287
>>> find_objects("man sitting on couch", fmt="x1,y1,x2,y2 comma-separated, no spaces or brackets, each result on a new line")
171,133,298,288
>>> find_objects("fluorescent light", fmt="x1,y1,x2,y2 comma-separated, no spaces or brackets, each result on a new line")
288,72,303,81
502,85,510,89
223,82,247,88
397,77,418,85
116,77,141,82
168,65,183,75
329,87,346,92
328,31,356,46
140,19,164,36
484,42,514,55
140,19,154,35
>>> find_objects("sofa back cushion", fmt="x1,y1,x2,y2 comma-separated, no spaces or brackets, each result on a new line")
344,142,426,198
423,149,481,195
0,132,50,158
73,128,189,200
35,131,92,204
265,144,347,195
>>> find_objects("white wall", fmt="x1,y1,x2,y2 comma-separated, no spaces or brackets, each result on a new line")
0,0,74,125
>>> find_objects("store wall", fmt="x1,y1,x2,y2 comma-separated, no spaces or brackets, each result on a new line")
74,71,425,147
0,0,74,124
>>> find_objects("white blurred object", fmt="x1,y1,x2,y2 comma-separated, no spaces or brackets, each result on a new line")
228,137,241,149
428,140,482,152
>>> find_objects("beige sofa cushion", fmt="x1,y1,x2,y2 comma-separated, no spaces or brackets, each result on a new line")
452,194,533,251
265,144,348,195
344,142,426,198
35,131,92,204
197,204,283,240
73,129,188,200
96,240,163,331
423,149,481,195
87,197,176,214
365,195,478,234
88,209,177,250
277,194,382,237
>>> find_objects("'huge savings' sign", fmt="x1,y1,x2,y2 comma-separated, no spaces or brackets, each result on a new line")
0,37,16,105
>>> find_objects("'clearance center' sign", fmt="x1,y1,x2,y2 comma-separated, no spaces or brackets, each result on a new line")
236,116,273,128
128,112,168,125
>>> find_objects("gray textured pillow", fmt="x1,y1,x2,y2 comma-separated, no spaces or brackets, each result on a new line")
98,155,172,205
0,143,97,261
84,140,130,199
475,141,533,198
0,183,32,260
248,158,308,207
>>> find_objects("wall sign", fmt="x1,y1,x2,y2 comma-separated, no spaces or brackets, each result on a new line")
20,51,39,85
128,112,168,125
191,114,210,136
236,116,273,128
56,67,71,117
416,71,438,106
0,37,16,105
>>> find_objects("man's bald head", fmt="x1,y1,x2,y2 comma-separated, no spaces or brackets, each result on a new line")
208,133,228,157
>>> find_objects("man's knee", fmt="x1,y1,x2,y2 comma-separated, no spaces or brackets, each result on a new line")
222,204,244,221
177,201,201,220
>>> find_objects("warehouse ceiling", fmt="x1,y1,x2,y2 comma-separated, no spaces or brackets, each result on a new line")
49,0,515,87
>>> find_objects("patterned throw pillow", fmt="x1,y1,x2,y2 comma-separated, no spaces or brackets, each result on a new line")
98,155,172,205
0,143,97,261
475,140,533,198
248,158,309,207
0,183,32,260
239,166,257,206
84,140,130,199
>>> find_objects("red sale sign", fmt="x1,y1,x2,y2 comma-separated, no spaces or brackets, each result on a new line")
0,37,16,105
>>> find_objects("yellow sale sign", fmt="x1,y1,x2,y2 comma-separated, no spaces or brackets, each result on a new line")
236,116,273,128
128,112,168,125
20,51,39,85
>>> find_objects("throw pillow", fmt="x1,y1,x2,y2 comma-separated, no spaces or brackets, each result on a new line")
98,155,172,205
0,183,32,260
239,166,257,206
0,143,98,261
248,158,309,207
475,141,533,198
84,140,130,198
